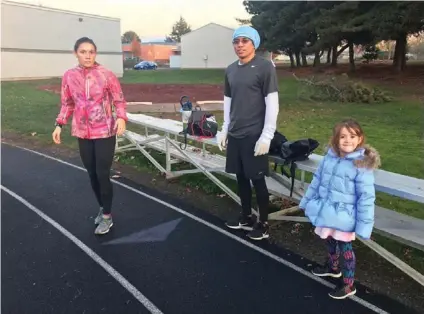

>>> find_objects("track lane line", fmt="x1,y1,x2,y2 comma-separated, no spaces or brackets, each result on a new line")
1,185,164,314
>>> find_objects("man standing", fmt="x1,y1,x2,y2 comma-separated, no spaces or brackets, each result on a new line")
217,26,279,240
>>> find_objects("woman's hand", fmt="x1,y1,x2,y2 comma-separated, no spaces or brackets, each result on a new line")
115,118,126,136
52,126,62,144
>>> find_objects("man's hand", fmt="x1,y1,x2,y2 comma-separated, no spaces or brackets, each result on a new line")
217,131,228,151
254,137,270,156
52,126,62,144
115,118,126,136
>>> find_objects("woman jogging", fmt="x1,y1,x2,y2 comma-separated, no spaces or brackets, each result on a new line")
52,37,128,235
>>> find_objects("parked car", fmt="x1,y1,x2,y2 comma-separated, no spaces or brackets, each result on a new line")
133,61,158,70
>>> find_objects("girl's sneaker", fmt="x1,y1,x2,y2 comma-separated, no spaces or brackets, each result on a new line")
311,265,342,278
329,284,356,299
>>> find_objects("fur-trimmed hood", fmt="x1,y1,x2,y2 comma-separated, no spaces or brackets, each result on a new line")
354,145,381,170
327,144,381,170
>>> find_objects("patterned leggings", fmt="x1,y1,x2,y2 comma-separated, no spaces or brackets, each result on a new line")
326,237,356,286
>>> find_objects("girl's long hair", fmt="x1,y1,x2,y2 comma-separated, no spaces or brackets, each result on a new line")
329,118,365,156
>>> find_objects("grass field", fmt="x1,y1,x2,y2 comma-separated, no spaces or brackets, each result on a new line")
2,68,423,221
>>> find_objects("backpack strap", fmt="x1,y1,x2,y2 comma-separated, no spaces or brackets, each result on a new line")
288,161,297,198
279,161,297,198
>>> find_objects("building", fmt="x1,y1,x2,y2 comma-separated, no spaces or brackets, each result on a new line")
174,22,272,69
1,0,123,80
140,43,177,64
177,23,235,69
122,41,177,64
122,41,141,60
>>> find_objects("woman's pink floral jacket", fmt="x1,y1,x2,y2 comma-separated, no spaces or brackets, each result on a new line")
55,63,128,139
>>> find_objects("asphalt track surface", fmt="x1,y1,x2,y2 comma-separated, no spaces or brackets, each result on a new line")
1,143,419,314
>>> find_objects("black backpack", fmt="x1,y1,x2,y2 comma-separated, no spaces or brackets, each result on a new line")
179,106,218,150
270,131,319,197
269,131,288,155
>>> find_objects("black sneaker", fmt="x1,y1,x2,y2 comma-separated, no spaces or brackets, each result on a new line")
225,215,255,231
247,222,270,240
311,265,342,278
329,284,356,299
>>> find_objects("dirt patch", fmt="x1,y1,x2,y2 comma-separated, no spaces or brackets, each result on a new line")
38,83,225,103
2,131,424,313
277,62,424,96
123,84,224,103
39,63,423,105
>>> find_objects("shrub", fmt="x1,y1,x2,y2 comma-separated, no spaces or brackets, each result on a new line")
294,73,392,103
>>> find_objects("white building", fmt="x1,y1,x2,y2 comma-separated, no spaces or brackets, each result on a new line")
175,22,272,69
179,23,236,69
1,0,123,80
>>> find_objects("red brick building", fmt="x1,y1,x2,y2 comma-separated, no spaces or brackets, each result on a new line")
122,42,177,63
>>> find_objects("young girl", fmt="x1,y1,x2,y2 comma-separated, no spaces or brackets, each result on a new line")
299,118,381,300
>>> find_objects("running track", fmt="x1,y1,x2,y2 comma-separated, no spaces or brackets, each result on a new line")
1,143,418,314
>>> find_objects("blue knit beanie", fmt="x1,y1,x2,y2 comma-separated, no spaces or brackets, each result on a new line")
232,26,260,49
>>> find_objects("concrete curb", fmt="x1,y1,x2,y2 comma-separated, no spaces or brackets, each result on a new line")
127,100,223,106
197,100,224,104
127,102,153,106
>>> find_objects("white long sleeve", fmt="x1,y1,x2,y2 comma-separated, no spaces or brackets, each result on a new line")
221,96,232,134
260,91,279,144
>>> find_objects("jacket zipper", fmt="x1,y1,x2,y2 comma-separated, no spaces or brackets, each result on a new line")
84,72,91,139
316,159,342,217
102,99,111,137
328,159,342,201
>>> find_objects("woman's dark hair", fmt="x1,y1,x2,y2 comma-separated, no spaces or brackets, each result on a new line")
74,37,97,52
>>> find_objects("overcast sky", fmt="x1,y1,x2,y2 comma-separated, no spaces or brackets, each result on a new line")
18,0,251,39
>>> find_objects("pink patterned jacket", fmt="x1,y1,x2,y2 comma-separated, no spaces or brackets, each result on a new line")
55,63,128,139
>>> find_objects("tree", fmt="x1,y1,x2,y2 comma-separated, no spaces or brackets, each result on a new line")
164,36,175,43
298,2,376,70
368,2,424,72
244,1,307,67
242,0,424,72
169,16,192,42
235,17,251,25
121,30,140,44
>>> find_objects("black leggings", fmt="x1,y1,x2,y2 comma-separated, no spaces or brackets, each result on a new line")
237,172,269,222
78,136,116,215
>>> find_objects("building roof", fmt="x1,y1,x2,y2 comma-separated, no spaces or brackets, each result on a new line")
141,42,177,46
1,0,120,21
181,22,235,39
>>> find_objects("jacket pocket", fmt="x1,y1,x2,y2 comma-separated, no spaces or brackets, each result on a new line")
335,202,344,212
335,202,355,228
305,198,321,219
335,202,354,215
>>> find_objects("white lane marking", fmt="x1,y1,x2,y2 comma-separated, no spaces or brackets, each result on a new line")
2,143,389,314
1,185,163,314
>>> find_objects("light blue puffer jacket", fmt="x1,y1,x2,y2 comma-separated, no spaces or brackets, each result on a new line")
299,145,381,239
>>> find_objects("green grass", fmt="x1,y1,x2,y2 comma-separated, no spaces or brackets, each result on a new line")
2,78,78,149
2,69,423,221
